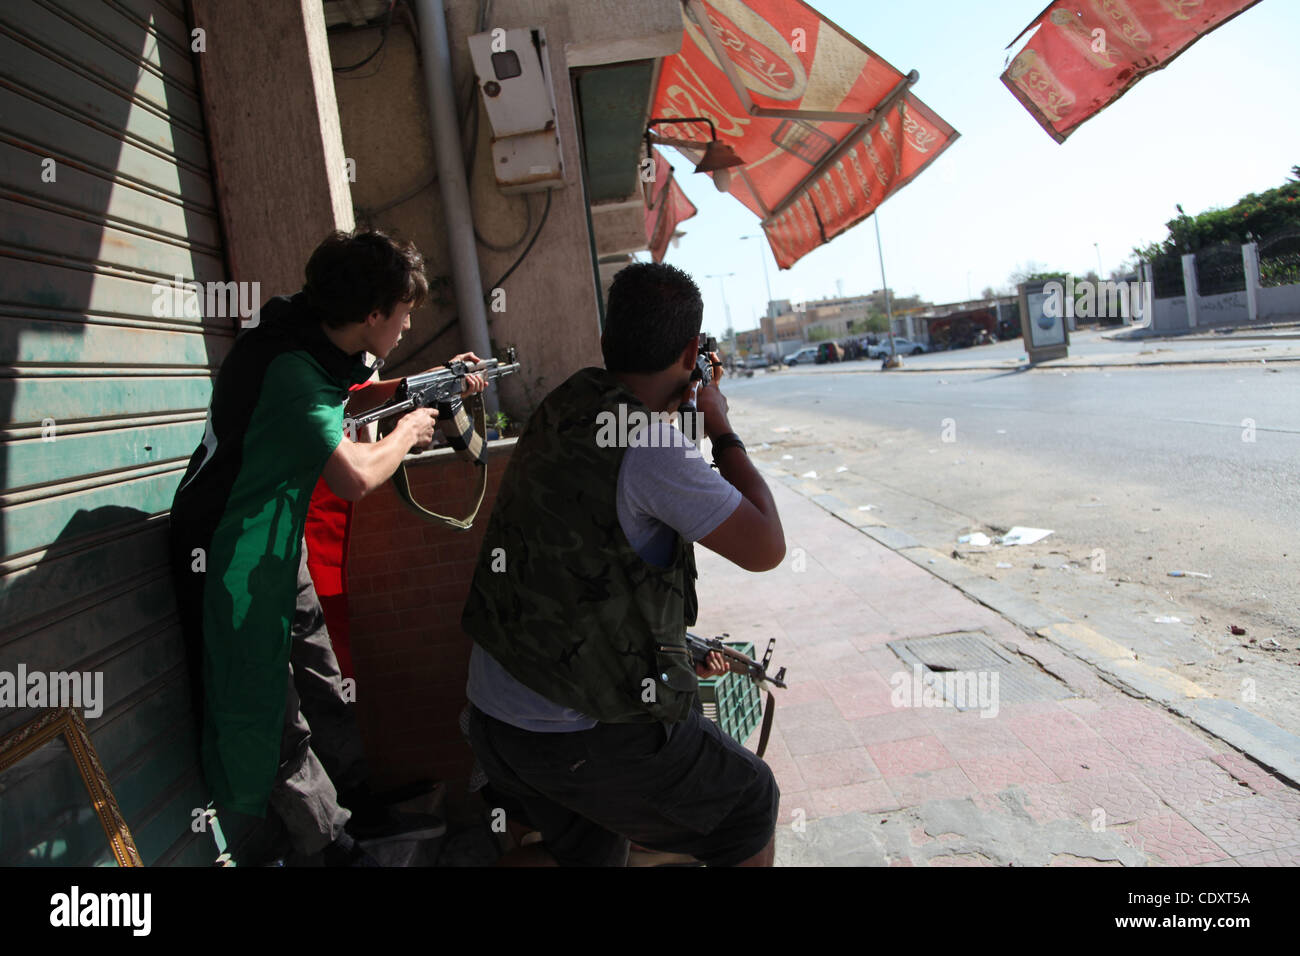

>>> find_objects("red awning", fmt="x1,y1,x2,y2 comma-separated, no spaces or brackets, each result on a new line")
1003,0,1262,143
650,0,959,270
644,147,699,262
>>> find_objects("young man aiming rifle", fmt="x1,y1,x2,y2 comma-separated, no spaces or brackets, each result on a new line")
462,261,786,867
169,229,486,864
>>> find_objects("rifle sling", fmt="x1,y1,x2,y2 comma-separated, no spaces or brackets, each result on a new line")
384,395,489,531
756,689,776,759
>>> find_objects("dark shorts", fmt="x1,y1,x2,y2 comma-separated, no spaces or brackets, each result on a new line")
466,703,779,867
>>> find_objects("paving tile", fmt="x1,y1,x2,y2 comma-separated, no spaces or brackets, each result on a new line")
851,710,945,747
1008,707,1099,748
959,748,1058,791
822,670,898,720
867,735,955,777
886,766,978,806
781,716,860,756
1080,700,1169,740
1182,796,1300,857
774,677,829,709
807,780,901,819
1120,814,1233,866
1139,758,1256,814
1020,782,1080,824
1114,727,1218,768
1027,735,1140,781
1211,752,1289,794
932,717,1025,760
793,747,882,789
1233,845,1300,866
928,853,997,866
1058,772,1165,826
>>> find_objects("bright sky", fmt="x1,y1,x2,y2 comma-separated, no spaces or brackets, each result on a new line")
654,0,1300,341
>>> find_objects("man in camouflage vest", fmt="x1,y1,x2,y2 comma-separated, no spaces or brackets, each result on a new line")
461,262,786,866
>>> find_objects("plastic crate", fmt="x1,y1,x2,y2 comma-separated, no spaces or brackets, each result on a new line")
697,641,763,745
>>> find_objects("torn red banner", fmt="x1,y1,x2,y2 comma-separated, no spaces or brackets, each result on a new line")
1003,0,1263,143
651,0,958,269
644,147,699,262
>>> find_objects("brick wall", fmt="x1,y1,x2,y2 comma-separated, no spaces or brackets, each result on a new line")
346,441,514,791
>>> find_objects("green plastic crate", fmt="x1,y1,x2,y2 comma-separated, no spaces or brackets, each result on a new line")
697,641,763,745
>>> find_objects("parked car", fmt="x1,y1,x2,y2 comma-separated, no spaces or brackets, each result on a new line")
869,337,926,357
815,342,844,364
784,347,819,366
743,353,772,369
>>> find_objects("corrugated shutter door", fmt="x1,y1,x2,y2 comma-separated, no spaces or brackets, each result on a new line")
0,0,234,865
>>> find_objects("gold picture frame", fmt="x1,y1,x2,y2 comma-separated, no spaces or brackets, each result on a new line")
0,707,141,867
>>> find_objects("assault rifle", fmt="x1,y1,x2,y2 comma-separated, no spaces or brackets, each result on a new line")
345,348,520,429
685,632,786,689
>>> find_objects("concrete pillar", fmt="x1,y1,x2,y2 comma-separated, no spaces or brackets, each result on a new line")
1181,253,1199,329
190,0,354,295
1243,242,1261,321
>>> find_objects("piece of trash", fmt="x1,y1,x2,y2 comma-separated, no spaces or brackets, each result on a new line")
927,558,936,564
759,442,772,451
939,379,949,385
999,527,1053,547
996,562,1013,569
953,459,965,464
928,449,937,454
957,532,992,547
858,505,875,511
801,470,818,479
1230,625,1246,636
1264,638,1283,649
1168,570,1211,579
781,454,794,460
835,466,848,473
996,429,1007,434
1153,615,1182,624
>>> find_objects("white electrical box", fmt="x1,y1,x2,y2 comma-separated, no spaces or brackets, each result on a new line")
467,27,565,193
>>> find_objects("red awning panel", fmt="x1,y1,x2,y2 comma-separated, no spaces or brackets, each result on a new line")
651,0,959,269
644,147,699,262
1003,0,1262,143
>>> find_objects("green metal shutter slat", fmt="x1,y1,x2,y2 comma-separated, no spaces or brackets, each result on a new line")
0,0,231,865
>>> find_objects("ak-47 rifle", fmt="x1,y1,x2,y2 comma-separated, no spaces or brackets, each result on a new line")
345,348,520,430
345,349,521,530
685,632,786,758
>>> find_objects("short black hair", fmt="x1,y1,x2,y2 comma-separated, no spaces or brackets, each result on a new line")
304,229,429,328
602,262,703,373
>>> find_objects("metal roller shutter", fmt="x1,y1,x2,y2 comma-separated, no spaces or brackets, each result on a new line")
0,0,233,865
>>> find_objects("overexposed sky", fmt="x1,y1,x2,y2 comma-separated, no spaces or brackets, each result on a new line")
655,0,1298,339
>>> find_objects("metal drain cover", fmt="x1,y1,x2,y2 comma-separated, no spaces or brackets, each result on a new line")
887,631,1073,710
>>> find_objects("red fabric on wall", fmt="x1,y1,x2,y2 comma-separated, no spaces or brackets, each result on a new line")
1003,0,1262,143
303,381,373,680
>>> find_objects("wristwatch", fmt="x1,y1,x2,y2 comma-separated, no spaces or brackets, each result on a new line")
710,432,745,467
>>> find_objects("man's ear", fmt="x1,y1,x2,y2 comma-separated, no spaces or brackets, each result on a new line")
679,334,700,369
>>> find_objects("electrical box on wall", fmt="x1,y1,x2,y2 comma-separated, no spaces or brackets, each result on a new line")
467,27,564,193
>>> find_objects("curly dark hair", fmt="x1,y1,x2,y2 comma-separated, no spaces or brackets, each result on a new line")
602,262,703,373
303,229,429,328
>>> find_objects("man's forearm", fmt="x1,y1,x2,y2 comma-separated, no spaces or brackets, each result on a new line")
714,444,778,519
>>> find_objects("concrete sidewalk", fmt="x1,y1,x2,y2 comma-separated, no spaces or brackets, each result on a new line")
692,481,1300,867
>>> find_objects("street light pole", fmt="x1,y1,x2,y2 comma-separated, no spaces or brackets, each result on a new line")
1094,241,1104,279
874,213,896,359
704,272,736,361
739,234,774,329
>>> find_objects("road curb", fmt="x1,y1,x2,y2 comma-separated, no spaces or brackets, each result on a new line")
775,355,1300,374
766,468,1300,788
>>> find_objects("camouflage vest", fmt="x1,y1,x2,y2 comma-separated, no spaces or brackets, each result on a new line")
461,366,700,723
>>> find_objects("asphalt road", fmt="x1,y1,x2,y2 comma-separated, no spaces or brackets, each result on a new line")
722,358,1300,732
